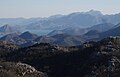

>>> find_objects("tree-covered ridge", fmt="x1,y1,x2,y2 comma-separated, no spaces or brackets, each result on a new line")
0,36,120,77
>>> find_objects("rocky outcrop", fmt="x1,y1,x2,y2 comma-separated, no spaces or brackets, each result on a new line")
0,61,47,77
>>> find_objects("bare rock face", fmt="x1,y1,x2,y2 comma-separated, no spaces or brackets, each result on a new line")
0,62,47,77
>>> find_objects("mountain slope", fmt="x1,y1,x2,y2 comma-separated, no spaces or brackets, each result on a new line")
48,23,115,37
84,30,100,36
47,30,64,36
34,34,85,46
82,23,120,41
87,23,114,32
47,27,87,36
5,36,120,77
0,24,20,36
19,31,38,41
100,25,120,38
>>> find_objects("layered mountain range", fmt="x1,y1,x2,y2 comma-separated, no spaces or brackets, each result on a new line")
0,10,120,35
0,22,119,47
0,10,120,77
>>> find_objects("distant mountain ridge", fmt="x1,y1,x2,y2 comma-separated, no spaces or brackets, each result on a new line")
83,23,120,41
0,10,120,35
0,22,120,47
48,23,115,36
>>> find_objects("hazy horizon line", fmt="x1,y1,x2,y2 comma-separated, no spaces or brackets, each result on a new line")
0,10,120,19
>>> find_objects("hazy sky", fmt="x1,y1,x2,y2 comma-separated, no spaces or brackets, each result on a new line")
0,0,120,18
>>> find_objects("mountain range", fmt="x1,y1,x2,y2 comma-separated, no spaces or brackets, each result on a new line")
0,10,120,77
0,10,120,35
0,31,85,47
0,21,119,47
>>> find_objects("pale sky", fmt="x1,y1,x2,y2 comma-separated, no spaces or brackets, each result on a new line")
0,0,120,18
